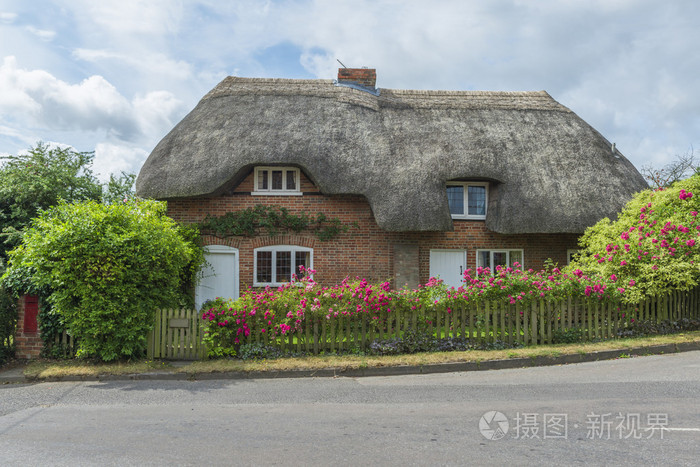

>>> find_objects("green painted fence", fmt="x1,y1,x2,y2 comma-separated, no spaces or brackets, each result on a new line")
146,307,207,360
145,287,700,360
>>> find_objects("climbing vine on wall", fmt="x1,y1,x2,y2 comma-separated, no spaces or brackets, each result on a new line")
199,205,354,241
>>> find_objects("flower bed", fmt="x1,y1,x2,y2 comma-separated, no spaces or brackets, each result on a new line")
200,266,642,357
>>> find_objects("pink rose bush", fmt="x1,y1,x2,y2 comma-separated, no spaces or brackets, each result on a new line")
202,267,398,356
572,174,700,302
201,264,624,357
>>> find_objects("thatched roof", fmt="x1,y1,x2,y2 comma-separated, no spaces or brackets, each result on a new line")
136,76,648,234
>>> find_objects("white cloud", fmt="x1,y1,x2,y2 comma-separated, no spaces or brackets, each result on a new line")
132,91,183,141
68,0,183,36
0,56,135,136
25,26,55,41
0,56,183,142
94,142,148,181
0,12,17,24
72,48,194,83
0,56,185,179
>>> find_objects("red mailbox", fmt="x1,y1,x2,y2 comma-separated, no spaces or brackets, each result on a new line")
23,295,39,333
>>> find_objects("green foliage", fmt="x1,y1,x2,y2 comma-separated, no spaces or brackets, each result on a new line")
200,205,350,241
0,143,103,259
552,328,587,344
616,318,700,338
237,343,284,360
571,174,700,302
397,323,435,353
0,280,17,363
102,172,137,205
2,200,203,361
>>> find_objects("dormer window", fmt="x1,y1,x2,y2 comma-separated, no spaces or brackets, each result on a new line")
447,182,487,219
253,167,301,195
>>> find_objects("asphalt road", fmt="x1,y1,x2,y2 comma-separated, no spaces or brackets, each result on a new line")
1,351,699,466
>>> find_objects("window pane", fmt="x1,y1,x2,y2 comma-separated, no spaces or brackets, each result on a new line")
258,170,268,190
478,251,490,271
256,251,272,283
294,251,310,277
272,170,283,190
468,185,486,216
447,186,464,215
509,250,522,268
276,251,291,283
286,170,296,190
493,251,508,269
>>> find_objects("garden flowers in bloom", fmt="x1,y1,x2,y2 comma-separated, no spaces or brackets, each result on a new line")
201,175,700,356
200,264,624,356
573,174,700,302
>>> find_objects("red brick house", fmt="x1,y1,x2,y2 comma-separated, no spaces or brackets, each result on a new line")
136,68,647,307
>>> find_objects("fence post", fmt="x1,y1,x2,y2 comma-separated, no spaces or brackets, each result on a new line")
539,300,546,344
522,302,528,345
484,301,490,344
515,302,522,346
147,312,155,360
507,304,513,346
530,302,538,345
546,301,552,344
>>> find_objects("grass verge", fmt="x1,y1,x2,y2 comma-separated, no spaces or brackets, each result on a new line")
18,330,700,380
23,359,173,380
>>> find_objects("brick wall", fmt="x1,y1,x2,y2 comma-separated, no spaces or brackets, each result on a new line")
169,169,579,295
15,295,43,359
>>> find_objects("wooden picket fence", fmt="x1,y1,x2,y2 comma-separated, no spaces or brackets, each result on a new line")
145,287,700,360
147,307,207,360
52,331,78,357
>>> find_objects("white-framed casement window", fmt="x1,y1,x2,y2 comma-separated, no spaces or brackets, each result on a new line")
476,249,524,275
254,245,312,286
567,249,579,265
447,182,488,219
253,167,301,195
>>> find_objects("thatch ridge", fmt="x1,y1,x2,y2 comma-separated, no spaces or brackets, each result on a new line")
136,76,647,234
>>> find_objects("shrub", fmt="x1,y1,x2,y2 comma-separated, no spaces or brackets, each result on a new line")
2,200,203,361
0,287,16,364
616,318,700,338
237,343,285,360
552,328,587,344
572,174,700,302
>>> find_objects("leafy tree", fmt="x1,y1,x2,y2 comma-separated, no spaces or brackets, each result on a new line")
571,174,700,302
0,143,103,259
2,200,203,361
102,171,137,205
0,260,16,362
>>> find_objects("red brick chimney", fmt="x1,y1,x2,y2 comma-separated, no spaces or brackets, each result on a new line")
337,67,376,88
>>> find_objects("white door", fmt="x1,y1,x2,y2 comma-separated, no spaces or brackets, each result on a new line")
429,250,466,289
195,245,239,309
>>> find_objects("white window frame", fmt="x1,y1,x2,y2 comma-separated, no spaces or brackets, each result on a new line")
252,166,302,196
567,249,579,265
447,181,488,220
253,245,313,287
475,249,524,275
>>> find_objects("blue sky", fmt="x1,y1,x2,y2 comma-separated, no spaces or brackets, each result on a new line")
1,0,698,180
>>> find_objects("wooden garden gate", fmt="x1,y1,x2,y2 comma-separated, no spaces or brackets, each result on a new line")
147,308,206,360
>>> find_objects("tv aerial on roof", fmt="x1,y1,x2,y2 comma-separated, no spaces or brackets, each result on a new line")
336,59,348,68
